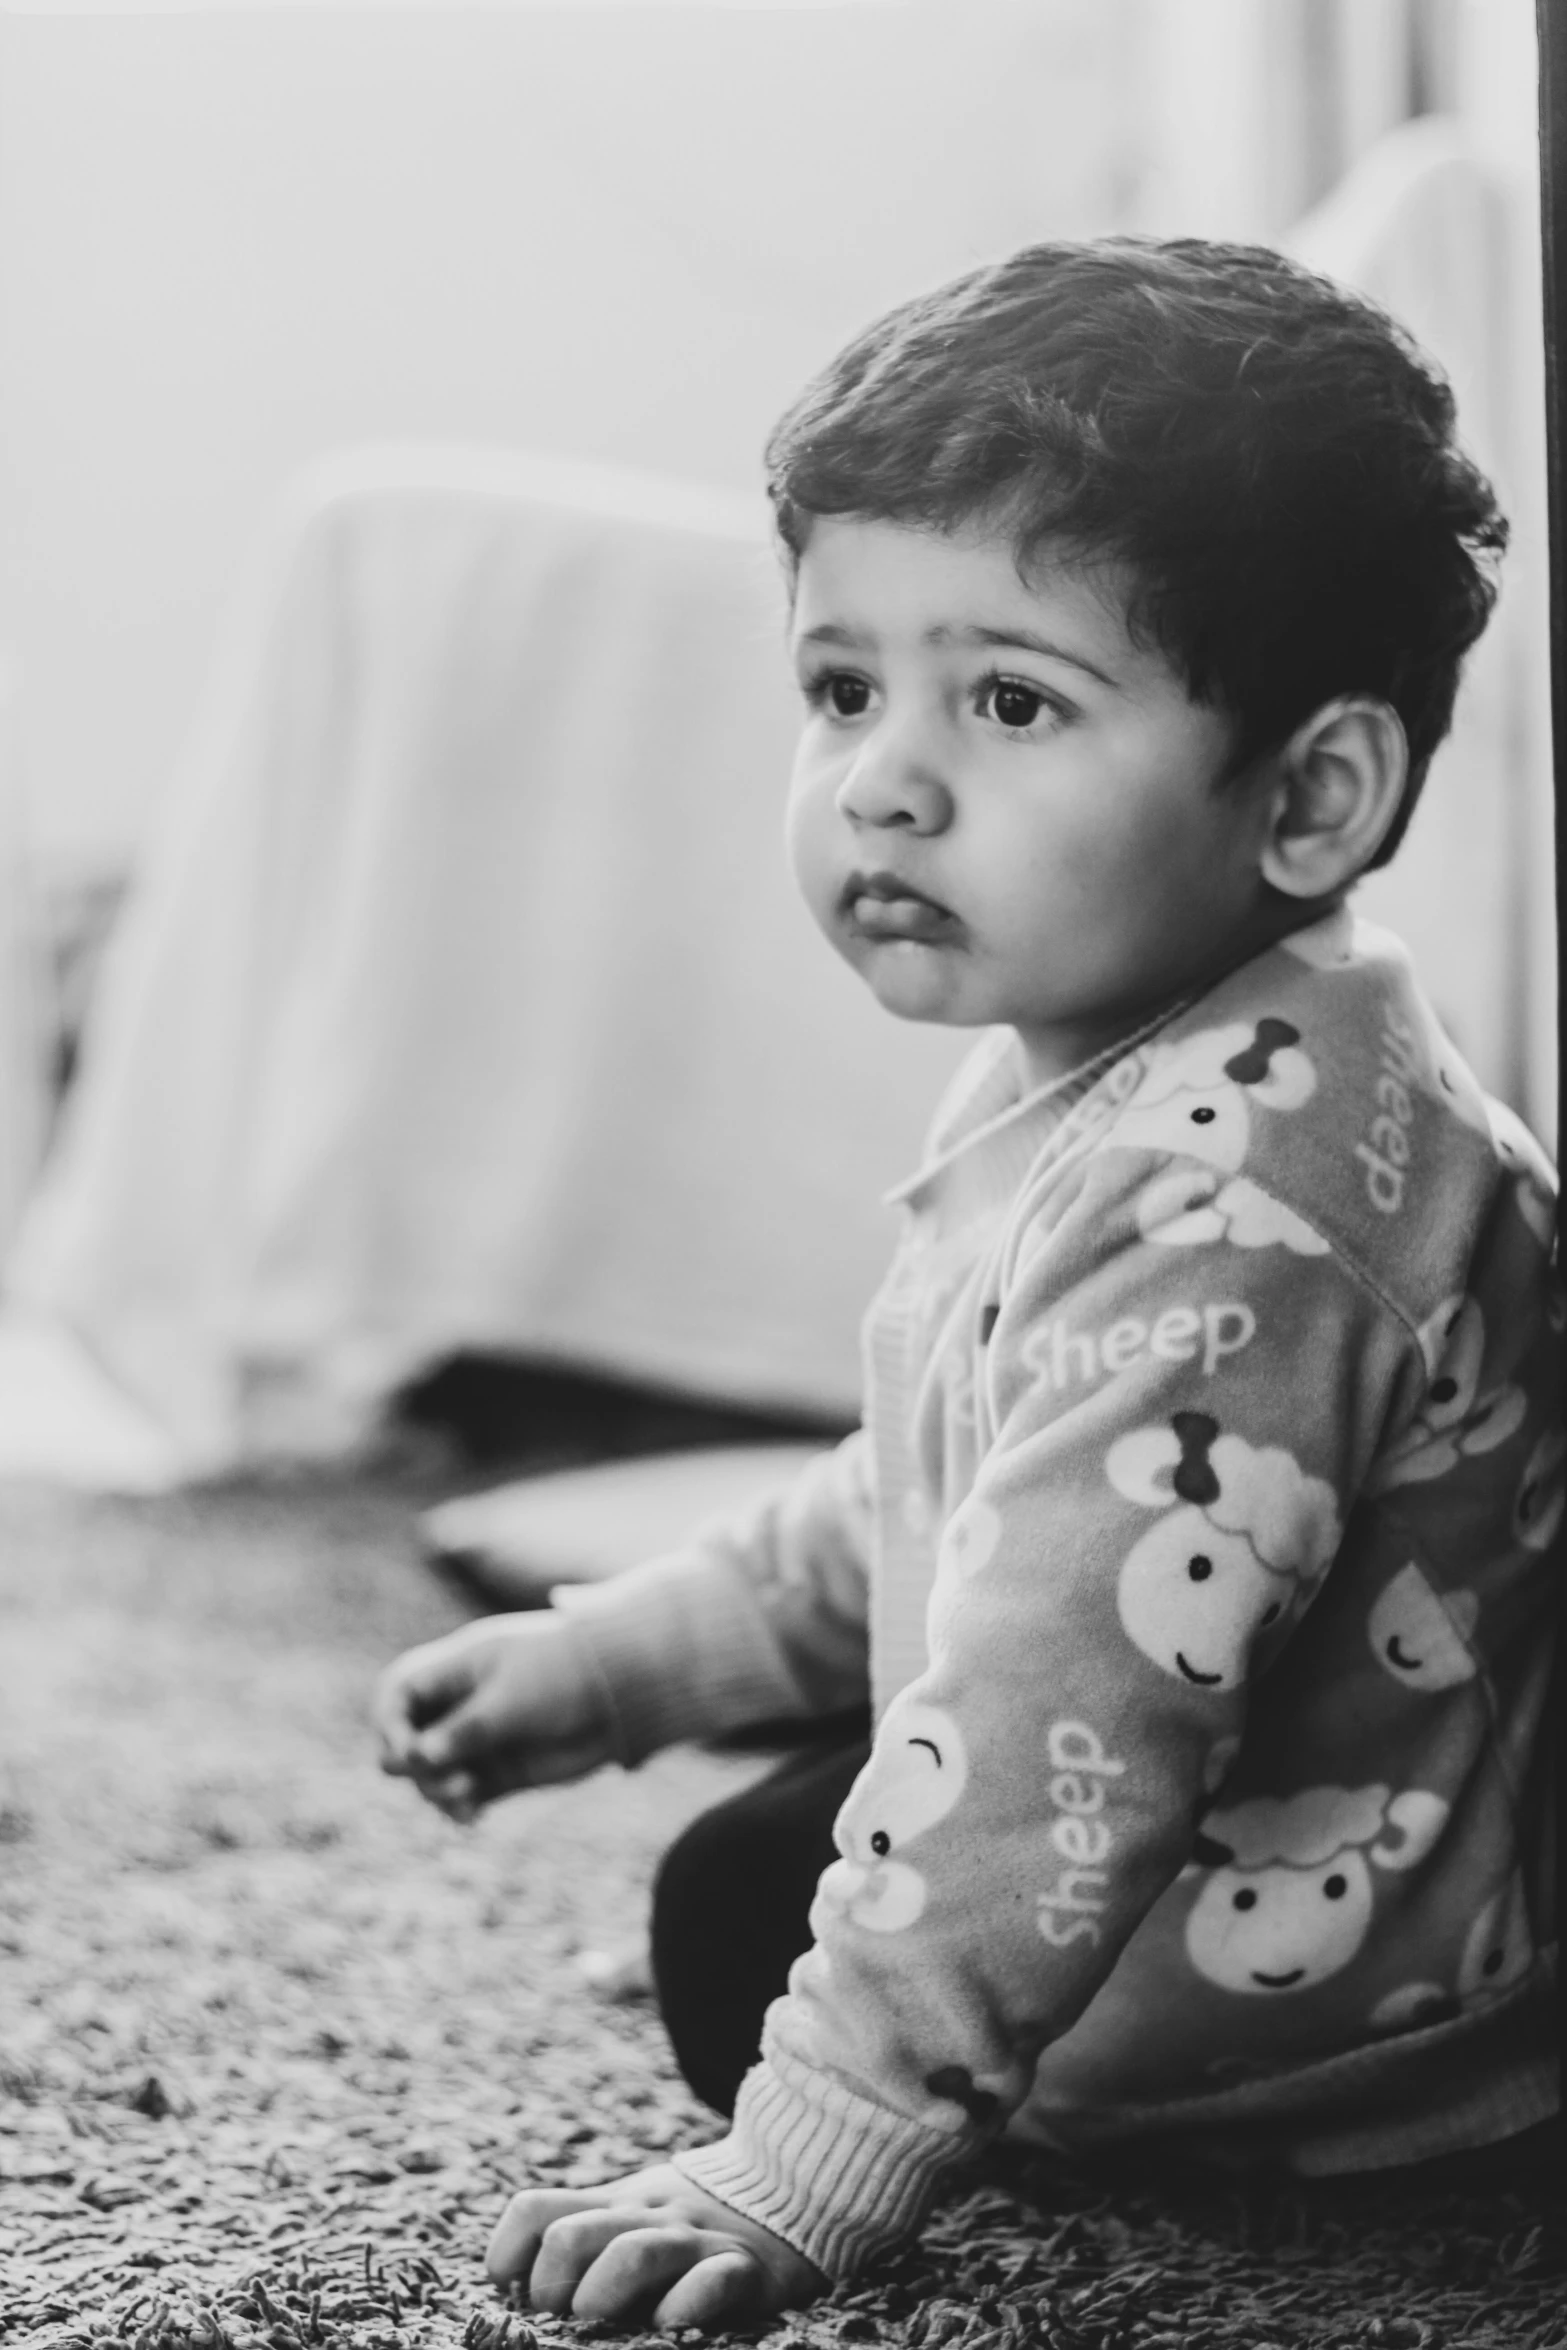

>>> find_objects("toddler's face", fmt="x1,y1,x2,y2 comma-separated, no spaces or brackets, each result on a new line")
786,518,1278,1084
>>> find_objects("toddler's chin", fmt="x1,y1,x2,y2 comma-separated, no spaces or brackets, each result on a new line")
853,941,975,1027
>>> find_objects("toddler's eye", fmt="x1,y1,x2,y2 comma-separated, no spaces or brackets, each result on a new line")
806,670,872,720
977,675,1057,733
994,682,1042,728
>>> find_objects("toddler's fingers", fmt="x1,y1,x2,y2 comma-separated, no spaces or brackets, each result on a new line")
573,2231,757,2323
376,1693,470,1782
375,1639,485,1740
407,1714,476,1777
372,1680,422,1773
653,2250,767,2331
527,2206,674,2311
486,2189,609,2289
372,1661,449,1767
416,1707,599,1794
413,1766,481,1824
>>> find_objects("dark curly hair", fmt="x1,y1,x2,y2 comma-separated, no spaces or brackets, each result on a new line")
765,238,1507,867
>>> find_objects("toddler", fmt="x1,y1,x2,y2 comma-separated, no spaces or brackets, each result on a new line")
377,239,1562,2329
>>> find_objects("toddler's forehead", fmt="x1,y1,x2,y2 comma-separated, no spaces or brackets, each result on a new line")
793,514,1196,696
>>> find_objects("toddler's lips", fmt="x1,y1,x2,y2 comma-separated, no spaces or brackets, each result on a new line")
844,876,957,943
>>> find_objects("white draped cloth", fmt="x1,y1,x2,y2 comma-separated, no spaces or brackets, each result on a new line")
1,451,962,1482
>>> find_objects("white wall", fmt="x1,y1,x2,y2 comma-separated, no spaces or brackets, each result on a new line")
0,0,1130,875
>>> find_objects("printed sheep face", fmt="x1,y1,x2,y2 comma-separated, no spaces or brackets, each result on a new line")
1366,1563,1479,1692
1189,1847,1376,1992
1111,1020,1317,1178
1367,1296,1527,1496
1108,1415,1340,1690
816,1695,967,1934
1186,1784,1448,1996
1117,1510,1295,1690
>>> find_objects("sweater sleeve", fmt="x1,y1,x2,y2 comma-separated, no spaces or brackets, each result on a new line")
673,1148,1413,2277
551,1430,873,1764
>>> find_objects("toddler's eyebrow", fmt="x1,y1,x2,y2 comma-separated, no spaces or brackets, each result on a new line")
796,620,1118,688
937,624,1119,686
796,623,867,649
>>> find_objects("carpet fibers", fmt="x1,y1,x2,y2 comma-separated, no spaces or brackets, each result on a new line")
0,1477,1561,2350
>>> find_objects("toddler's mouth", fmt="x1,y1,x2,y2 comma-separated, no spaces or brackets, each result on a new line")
843,870,958,943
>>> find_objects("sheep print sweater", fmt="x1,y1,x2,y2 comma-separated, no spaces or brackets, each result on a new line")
555,907,1562,2280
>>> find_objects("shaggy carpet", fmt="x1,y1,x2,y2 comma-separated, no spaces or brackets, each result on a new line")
0,1468,1562,2350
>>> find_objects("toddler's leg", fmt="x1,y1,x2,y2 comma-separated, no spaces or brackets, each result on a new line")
651,1716,871,2116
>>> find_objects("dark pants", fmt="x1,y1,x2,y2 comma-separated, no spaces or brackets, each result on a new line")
650,1717,871,2116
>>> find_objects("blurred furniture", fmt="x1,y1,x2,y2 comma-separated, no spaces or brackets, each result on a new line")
0,451,961,1484
421,1442,825,1613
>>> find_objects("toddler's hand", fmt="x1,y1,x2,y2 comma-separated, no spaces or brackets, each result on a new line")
486,2161,826,2330
374,1613,615,1820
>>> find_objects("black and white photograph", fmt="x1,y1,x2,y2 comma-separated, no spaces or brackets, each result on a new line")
0,3,1561,2345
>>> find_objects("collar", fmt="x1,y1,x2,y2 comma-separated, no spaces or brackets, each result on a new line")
885,993,1201,1221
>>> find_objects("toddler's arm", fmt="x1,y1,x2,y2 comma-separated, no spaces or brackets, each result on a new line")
379,1431,876,1814
548,1430,875,1759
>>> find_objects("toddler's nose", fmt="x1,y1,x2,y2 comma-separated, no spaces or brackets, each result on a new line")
836,734,953,833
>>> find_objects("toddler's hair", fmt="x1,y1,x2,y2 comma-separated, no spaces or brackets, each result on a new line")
766,238,1507,866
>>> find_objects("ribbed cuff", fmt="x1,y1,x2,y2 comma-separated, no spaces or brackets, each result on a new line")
551,1550,807,1766
671,2045,963,2280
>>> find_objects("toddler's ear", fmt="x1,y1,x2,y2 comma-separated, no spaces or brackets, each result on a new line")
1258,696,1407,900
